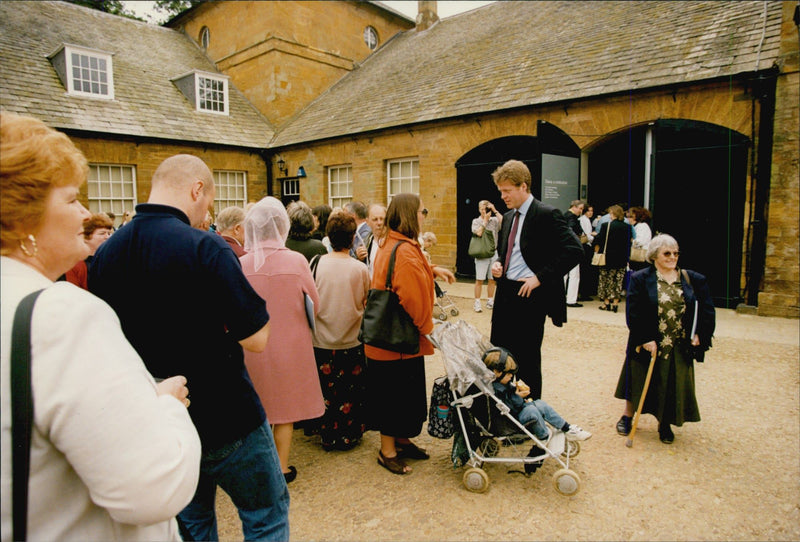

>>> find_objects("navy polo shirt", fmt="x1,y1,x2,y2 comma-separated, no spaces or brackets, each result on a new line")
89,204,269,450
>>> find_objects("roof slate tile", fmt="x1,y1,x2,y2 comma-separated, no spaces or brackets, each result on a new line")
0,1,273,148
272,0,783,147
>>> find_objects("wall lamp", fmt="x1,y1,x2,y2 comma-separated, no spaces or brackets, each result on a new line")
276,156,288,177
277,164,307,181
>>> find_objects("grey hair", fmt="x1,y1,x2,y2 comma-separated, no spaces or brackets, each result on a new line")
287,200,315,240
647,233,679,262
215,206,245,233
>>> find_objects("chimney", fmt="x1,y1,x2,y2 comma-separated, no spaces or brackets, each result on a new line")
416,0,439,31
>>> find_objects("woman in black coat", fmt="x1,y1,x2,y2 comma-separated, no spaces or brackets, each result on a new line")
592,205,632,312
614,233,716,444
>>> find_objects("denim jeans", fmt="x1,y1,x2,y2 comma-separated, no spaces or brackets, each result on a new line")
517,399,566,441
178,421,290,541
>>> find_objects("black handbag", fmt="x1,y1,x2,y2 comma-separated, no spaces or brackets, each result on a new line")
468,229,495,259
359,240,420,354
12,289,44,542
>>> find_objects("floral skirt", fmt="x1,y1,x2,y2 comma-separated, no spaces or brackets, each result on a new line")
311,345,368,450
597,267,626,300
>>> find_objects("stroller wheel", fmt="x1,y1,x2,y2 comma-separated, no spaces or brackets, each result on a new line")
451,308,459,316
561,440,581,458
478,438,499,458
552,468,581,496
463,467,490,493
438,312,447,321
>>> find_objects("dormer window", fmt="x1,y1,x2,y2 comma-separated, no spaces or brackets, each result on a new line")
48,44,114,99
172,70,229,115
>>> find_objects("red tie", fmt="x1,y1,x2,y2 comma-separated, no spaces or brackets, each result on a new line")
504,211,521,271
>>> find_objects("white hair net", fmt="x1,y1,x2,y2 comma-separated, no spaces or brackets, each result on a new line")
244,197,290,271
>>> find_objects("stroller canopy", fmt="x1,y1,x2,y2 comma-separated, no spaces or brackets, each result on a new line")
430,320,496,395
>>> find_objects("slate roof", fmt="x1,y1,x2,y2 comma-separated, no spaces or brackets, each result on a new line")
0,1,273,148
272,1,783,147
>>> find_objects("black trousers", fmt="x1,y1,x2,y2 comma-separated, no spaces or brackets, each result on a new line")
489,277,547,400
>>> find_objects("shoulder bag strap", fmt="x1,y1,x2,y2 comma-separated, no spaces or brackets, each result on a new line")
12,288,44,542
309,254,321,280
384,240,407,290
602,223,610,254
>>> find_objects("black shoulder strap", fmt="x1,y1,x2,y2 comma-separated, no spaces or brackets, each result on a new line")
12,288,44,542
384,240,407,290
309,254,321,280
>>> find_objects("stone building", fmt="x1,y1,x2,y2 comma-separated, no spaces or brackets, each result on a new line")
1,1,797,317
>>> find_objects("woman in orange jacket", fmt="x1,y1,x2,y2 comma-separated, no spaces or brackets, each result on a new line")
365,193,436,475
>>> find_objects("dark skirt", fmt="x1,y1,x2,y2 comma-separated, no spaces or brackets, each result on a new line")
614,345,700,426
366,356,427,438
312,345,368,448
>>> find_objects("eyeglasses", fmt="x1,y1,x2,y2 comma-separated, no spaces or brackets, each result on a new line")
661,250,680,257
420,208,428,216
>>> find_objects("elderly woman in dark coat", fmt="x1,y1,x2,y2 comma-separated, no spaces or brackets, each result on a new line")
614,234,716,444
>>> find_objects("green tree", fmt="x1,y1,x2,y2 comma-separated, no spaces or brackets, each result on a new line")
63,0,143,20
153,0,205,21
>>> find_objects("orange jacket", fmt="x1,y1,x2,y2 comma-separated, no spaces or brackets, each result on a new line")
364,230,435,360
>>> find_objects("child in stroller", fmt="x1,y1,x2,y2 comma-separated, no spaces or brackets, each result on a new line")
482,347,591,473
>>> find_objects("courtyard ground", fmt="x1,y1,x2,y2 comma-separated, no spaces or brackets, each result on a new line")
215,280,800,541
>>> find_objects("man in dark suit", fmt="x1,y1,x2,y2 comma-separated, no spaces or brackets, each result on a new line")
489,160,583,400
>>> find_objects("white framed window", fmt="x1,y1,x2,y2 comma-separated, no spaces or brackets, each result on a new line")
172,70,229,115
282,179,300,204
48,44,114,100
213,170,247,214
200,26,210,50
364,26,379,50
87,164,136,223
387,158,419,199
198,74,227,114
328,165,353,209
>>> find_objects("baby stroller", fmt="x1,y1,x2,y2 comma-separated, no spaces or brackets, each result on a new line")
433,281,459,321
428,320,582,496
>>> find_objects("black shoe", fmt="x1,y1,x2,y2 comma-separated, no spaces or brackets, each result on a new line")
659,423,674,444
616,415,632,436
612,305,618,313
283,465,297,483
525,444,545,474
566,303,583,308
599,304,611,311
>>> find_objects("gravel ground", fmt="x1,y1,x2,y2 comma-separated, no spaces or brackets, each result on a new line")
215,289,800,541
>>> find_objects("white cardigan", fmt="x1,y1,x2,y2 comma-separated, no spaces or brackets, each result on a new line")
1,257,201,541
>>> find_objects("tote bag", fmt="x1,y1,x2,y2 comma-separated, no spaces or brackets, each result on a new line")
359,241,420,354
468,229,495,259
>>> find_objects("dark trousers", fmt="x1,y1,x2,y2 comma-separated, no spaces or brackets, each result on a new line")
489,277,547,400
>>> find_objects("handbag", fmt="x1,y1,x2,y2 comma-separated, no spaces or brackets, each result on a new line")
427,376,455,439
358,241,420,354
630,246,647,262
468,229,495,259
591,224,610,266
12,289,44,542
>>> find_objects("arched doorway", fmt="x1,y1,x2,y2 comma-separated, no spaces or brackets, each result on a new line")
588,119,749,308
454,122,580,276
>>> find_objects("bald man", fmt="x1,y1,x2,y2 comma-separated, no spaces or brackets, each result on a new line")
89,154,289,541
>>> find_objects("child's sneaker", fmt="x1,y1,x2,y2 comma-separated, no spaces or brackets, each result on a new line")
486,298,494,309
565,424,592,441
473,299,482,312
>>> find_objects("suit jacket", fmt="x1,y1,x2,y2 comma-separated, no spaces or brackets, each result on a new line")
496,197,584,326
625,266,716,362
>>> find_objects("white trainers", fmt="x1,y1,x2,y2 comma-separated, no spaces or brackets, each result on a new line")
473,300,482,312
565,425,592,441
486,298,494,309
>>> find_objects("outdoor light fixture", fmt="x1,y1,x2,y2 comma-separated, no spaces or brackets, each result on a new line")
276,163,308,181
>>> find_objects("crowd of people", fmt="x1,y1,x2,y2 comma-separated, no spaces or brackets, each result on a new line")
1,112,716,540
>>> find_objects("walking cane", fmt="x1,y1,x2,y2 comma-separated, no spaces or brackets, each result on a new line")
626,346,657,448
